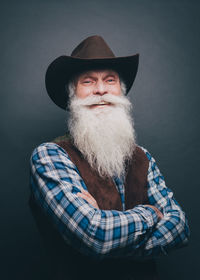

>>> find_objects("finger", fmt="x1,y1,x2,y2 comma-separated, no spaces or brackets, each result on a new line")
77,193,93,202
77,192,99,208
77,192,87,198
81,189,95,199
81,189,91,196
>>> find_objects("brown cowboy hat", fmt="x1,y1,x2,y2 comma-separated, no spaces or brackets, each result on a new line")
45,35,139,109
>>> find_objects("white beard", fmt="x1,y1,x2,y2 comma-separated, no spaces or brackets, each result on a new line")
68,94,136,178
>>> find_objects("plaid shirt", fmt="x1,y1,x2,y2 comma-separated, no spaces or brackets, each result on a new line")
30,142,189,259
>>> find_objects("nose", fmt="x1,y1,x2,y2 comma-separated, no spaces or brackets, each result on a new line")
93,81,108,96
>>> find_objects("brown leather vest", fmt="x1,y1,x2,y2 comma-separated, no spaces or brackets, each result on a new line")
54,137,150,211
29,137,159,280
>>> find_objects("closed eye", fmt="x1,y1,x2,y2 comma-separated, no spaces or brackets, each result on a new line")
107,78,116,83
83,80,92,84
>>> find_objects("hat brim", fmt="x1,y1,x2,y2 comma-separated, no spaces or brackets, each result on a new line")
45,54,139,109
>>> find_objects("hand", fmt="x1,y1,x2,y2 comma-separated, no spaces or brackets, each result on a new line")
144,204,164,220
77,189,99,209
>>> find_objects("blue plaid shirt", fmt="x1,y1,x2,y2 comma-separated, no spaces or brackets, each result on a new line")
30,142,189,259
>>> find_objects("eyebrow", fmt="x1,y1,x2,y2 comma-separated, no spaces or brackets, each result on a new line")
80,74,95,80
104,73,118,79
80,72,118,80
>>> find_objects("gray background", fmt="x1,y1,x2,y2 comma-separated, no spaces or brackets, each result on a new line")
1,0,199,279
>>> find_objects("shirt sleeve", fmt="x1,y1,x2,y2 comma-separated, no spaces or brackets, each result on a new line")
30,142,159,259
138,147,190,258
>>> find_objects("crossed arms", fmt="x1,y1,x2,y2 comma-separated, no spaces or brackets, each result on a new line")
30,143,189,259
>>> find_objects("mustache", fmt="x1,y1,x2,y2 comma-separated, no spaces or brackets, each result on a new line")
70,94,132,108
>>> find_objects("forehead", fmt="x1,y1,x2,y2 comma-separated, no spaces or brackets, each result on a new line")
76,69,119,80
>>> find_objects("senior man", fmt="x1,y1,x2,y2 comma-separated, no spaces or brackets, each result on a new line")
30,35,189,280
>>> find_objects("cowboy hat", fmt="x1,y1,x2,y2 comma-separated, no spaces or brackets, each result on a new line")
45,35,139,109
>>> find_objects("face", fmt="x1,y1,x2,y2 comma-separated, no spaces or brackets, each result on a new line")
75,69,121,109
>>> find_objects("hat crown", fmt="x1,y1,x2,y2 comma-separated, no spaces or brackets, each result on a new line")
71,35,115,59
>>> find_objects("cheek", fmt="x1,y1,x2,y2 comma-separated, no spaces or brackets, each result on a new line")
76,86,92,98
110,85,121,96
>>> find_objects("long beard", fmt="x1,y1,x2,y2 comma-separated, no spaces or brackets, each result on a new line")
68,94,136,178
